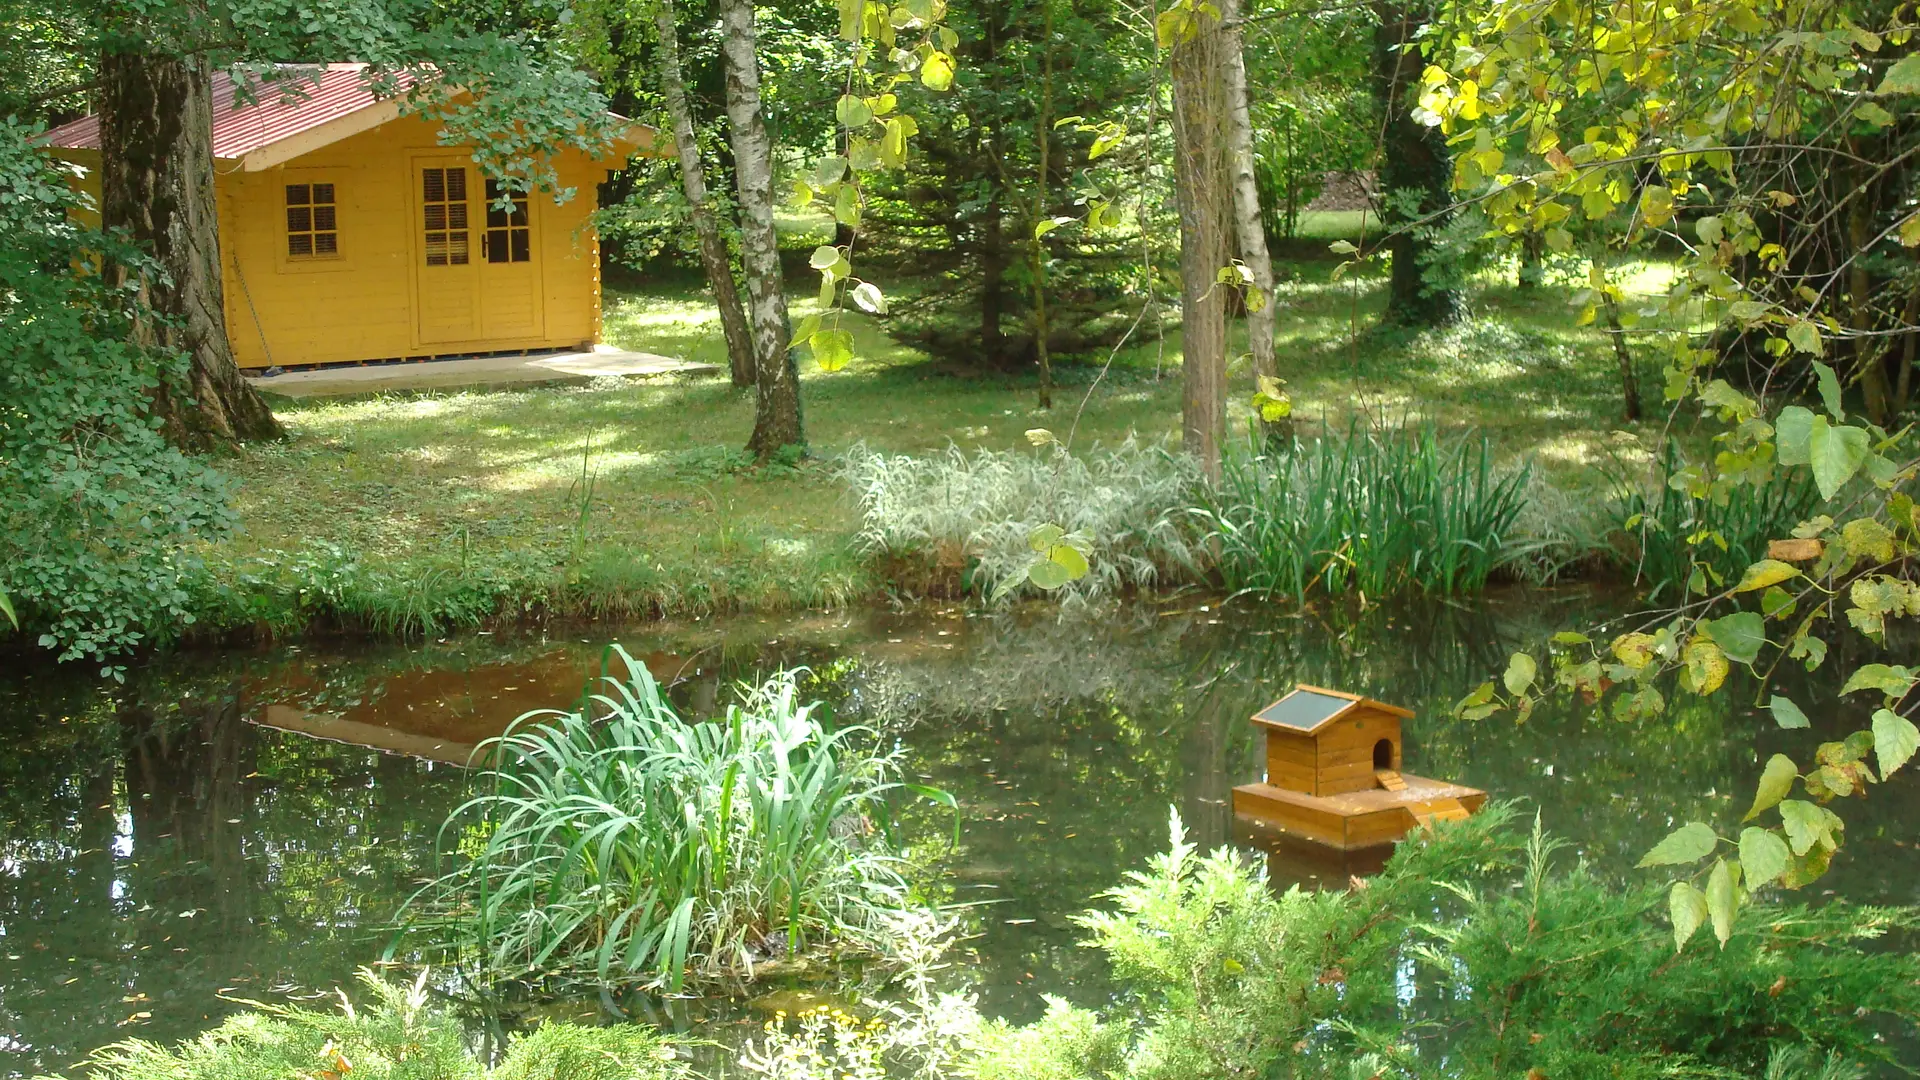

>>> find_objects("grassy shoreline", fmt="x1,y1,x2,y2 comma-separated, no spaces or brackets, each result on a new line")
151,251,1691,646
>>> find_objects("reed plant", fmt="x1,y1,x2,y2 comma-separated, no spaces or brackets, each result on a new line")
410,650,926,992
840,439,1202,606
1197,425,1532,599
1608,441,1821,601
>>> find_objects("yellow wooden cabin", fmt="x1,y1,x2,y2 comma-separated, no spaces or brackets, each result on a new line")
42,65,652,370
1232,685,1486,851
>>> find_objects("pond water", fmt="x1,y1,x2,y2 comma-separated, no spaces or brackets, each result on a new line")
1,589,1915,1076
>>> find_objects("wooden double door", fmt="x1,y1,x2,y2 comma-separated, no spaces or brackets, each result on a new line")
412,157,544,347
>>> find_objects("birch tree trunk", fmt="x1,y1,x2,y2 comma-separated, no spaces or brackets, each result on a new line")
1221,0,1277,386
655,0,756,389
1170,10,1233,484
98,47,282,450
717,0,803,455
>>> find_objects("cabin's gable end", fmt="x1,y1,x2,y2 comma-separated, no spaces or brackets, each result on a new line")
1313,707,1403,796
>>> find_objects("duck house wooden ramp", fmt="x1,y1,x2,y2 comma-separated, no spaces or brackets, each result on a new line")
1231,684,1486,851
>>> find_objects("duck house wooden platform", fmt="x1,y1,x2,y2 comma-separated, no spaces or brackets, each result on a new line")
1231,685,1486,851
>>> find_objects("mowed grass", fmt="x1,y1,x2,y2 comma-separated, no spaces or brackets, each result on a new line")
210,247,1677,632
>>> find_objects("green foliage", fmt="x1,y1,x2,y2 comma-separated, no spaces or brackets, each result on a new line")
1199,425,1532,599
65,968,684,1080
0,120,234,665
841,439,1201,606
1609,442,1822,601
967,809,1920,1080
410,651,931,991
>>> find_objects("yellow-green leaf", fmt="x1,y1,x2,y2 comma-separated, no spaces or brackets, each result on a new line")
1873,708,1919,778
1768,696,1810,730
1669,880,1707,951
1048,543,1090,579
1738,827,1790,888
1744,753,1799,820
1503,652,1536,696
1638,822,1718,867
1706,857,1737,946
809,328,855,372
1734,559,1800,592
920,51,955,91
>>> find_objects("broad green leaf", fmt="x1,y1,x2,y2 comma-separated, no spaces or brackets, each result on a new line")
1768,696,1810,730
1808,417,1870,498
1455,680,1497,714
1738,827,1790,888
1706,858,1737,946
791,314,822,348
850,281,887,314
810,244,843,271
1048,543,1090,579
1503,651,1537,696
1814,360,1845,420
1786,320,1823,356
834,183,861,228
1328,239,1357,254
1775,405,1814,466
1670,880,1707,951
1734,559,1800,592
1878,53,1920,93
1683,637,1729,694
837,0,863,39
808,328,855,372
1027,558,1071,590
1778,799,1832,855
1637,822,1718,867
1034,216,1074,239
814,155,850,187
835,94,873,128
1839,662,1916,697
1761,586,1797,620
1872,708,1919,778
920,51,955,91
1028,524,1065,553
1745,754,1799,822
1702,612,1766,665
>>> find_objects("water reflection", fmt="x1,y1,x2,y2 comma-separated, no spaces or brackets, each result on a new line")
0,590,1914,1075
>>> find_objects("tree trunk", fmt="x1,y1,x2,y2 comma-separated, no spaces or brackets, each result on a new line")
1031,0,1056,411
1517,228,1544,288
654,0,756,389
981,186,1009,364
1170,6,1233,483
98,48,282,450
1600,289,1641,422
717,0,803,456
1222,0,1277,386
1371,0,1460,327
1848,195,1893,424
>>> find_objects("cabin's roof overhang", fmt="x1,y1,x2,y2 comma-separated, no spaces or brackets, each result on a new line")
1251,684,1414,735
38,63,655,171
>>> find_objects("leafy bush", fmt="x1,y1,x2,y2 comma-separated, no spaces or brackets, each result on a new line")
67,969,684,1080
410,651,930,991
0,120,234,664
1197,426,1532,599
963,808,1920,1080
840,439,1202,606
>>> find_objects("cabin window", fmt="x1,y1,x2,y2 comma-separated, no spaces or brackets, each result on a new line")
285,182,338,258
421,167,470,266
483,179,531,263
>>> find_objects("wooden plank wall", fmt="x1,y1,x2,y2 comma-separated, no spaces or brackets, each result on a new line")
217,115,612,368
1265,729,1321,795
1314,708,1401,796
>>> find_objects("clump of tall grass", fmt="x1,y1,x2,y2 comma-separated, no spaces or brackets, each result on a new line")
1607,441,1821,601
71,968,686,1080
410,650,927,992
840,439,1202,606
1197,426,1532,598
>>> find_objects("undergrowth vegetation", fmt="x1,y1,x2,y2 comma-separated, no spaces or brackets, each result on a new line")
1198,427,1533,598
841,439,1202,606
408,651,934,992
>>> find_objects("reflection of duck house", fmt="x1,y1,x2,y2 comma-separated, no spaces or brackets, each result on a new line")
1231,685,1486,850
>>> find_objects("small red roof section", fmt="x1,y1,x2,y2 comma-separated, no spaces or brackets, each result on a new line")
41,63,649,170
43,65,414,161
1251,684,1414,735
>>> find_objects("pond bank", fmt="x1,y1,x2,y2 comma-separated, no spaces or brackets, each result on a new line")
3,591,1913,1076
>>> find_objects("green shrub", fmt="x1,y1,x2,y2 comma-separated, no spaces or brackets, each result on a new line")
1198,425,1533,599
65,969,684,1080
0,121,234,664
964,807,1920,1080
410,651,930,992
840,439,1202,606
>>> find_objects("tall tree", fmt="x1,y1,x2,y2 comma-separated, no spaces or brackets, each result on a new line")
1221,0,1276,389
652,0,756,389
1371,0,1460,326
1167,1,1233,482
97,38,281,449
716,0,802,457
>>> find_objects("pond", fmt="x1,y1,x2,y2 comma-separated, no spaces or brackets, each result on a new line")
1,589,1915,1076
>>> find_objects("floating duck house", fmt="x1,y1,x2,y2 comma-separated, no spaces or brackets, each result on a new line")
1232,685,1486,850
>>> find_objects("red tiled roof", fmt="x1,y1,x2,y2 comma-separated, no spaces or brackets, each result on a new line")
41,64,417,159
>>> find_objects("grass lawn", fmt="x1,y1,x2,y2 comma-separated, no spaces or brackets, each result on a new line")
207,248,1678,635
